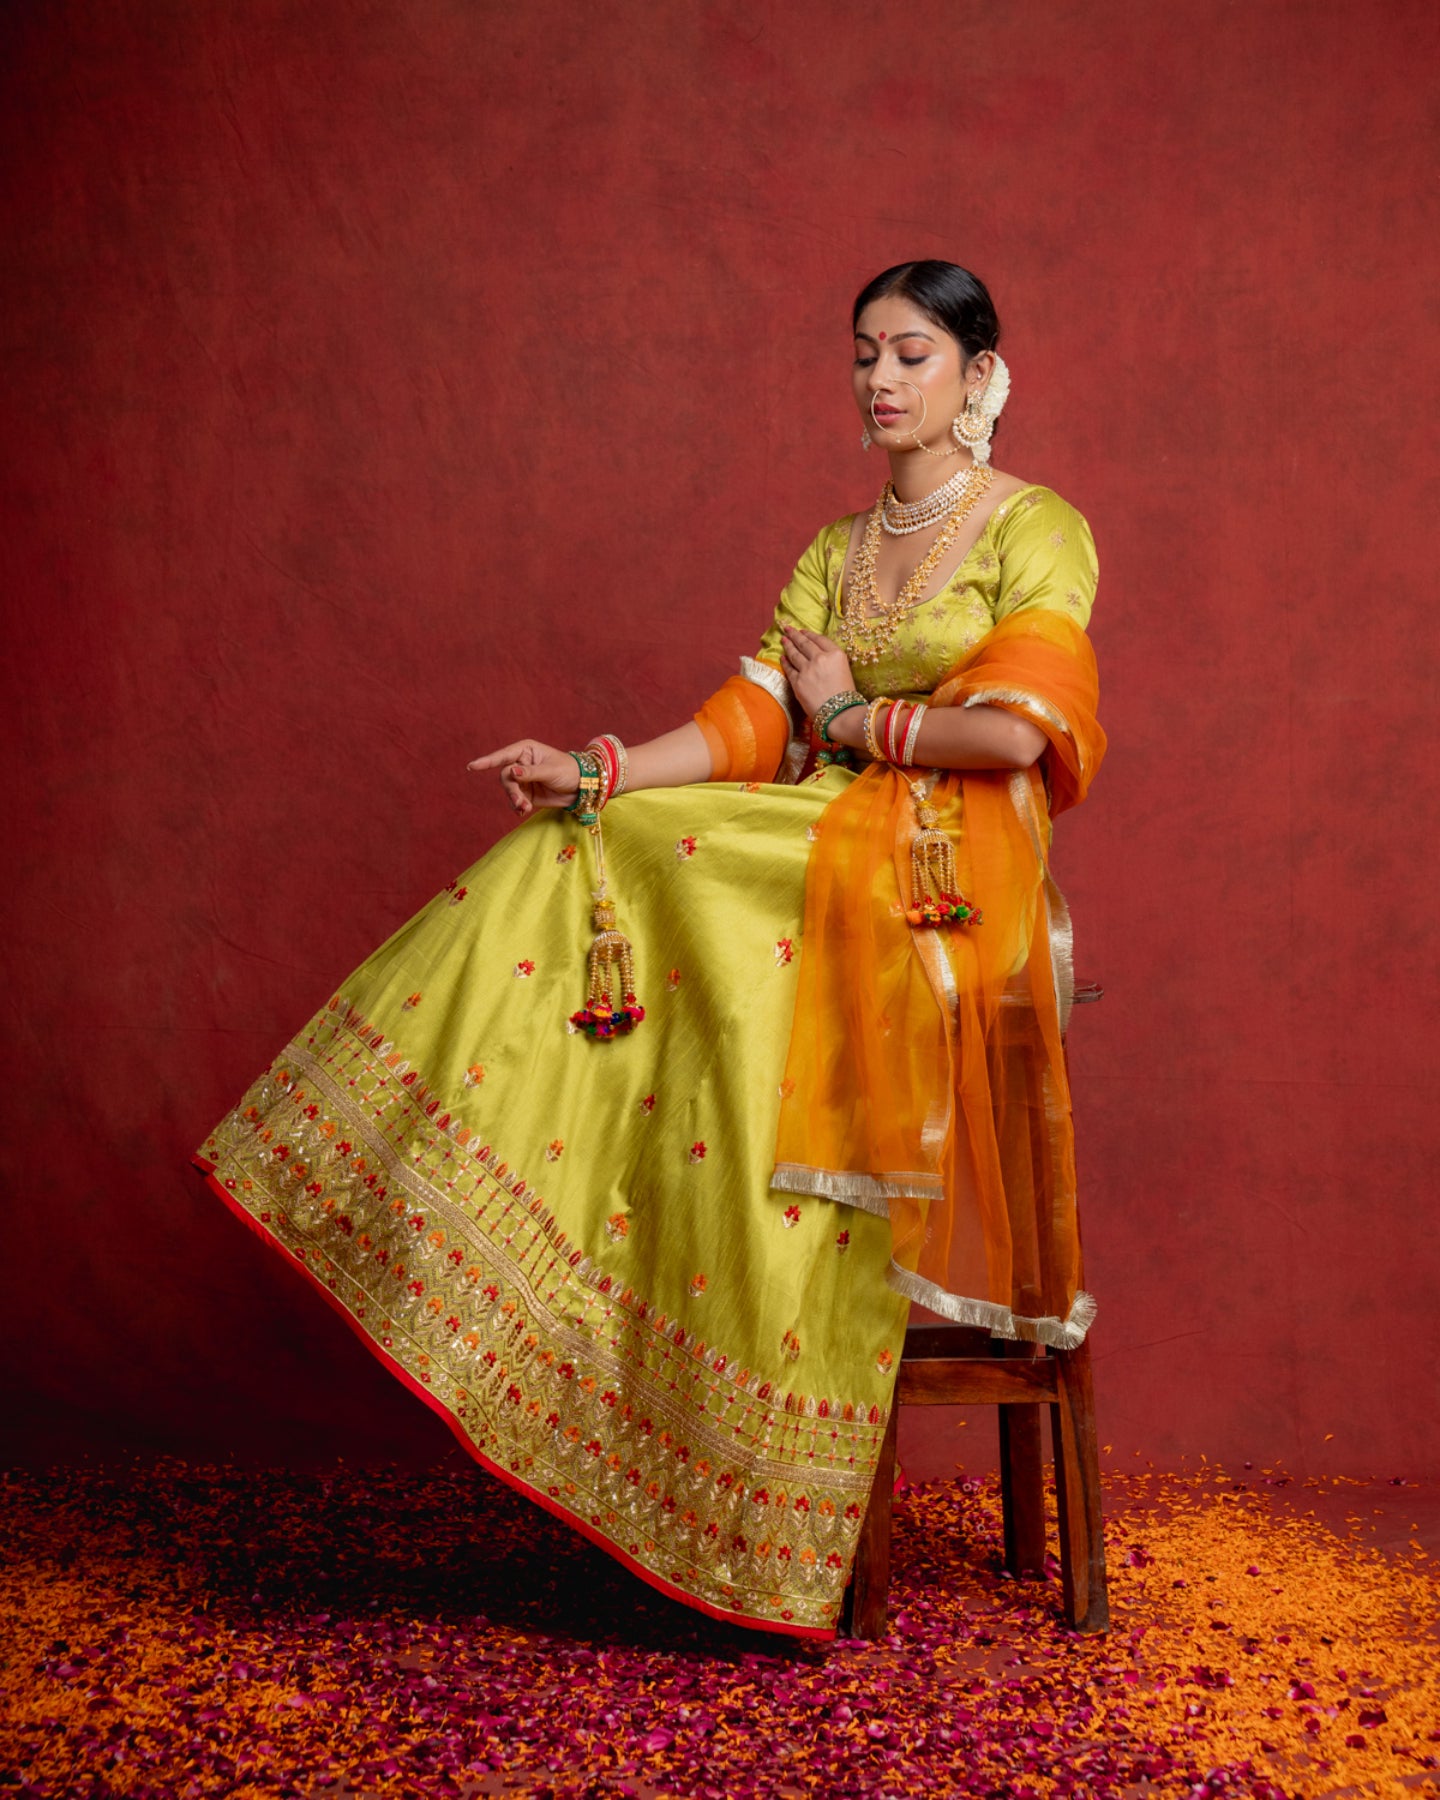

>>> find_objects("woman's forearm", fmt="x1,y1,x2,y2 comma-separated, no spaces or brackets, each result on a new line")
827,699,1046,769
619,720,715,793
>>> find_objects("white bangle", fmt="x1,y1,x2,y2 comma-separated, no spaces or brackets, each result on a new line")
900,703,927,767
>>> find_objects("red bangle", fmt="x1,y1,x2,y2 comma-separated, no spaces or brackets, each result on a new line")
585,736,618,806
884,700,907,764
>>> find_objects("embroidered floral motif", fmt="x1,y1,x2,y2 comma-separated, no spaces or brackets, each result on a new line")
638,1094,656,1115
778,1078,796,1099
402,993,422,1010
782,1329,801,1362
1050,528,1066,547
448,885,468,905
1023,490,1043,508
545,1139,564,1162
464,1064,485,1088
514,960,535,978
805,823,820,841
783,1205,801,1229
975,550,998,573
774,938,794,968
1065,587,1084,611
689,1141,707,1164
876,1348,894,1374
675,836,698,861
836,1230,851,1252
556,844,577,864
689,1273,708,1298
666,968,682,992
739,782,762,794
605,1212,629,1242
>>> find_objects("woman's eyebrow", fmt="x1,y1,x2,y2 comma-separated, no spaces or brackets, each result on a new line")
854,330,936,345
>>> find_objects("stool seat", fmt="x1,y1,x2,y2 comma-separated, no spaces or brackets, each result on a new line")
844,980,1110,1639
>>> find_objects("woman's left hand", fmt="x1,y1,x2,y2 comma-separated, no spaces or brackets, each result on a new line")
780,625,856,718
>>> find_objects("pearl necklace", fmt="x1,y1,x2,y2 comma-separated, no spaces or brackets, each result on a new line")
881,462,988,536
837,467,994,666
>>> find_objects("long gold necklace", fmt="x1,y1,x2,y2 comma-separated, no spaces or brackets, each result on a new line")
837,467,994,666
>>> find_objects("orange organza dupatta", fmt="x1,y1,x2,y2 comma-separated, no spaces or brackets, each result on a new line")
772,610,1107,1345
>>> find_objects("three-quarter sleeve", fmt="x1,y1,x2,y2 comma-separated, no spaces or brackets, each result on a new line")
991,490,1098,630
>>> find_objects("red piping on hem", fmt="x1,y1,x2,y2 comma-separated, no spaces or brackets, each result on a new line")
192,1155,838,1644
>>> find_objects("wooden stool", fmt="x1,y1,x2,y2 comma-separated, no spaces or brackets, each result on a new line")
845,981,1109,1639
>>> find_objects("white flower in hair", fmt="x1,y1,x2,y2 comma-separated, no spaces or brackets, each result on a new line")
977,352,1010,422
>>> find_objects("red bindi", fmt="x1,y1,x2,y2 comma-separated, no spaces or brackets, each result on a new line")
878,331,887,340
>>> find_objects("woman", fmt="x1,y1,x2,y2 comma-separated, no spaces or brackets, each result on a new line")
195,260,1105,1642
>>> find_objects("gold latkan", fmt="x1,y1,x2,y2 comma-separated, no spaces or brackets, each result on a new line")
571,823,645,1038
905,782,982,929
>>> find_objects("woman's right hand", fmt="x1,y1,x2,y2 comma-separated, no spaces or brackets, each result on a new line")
467,739,579,818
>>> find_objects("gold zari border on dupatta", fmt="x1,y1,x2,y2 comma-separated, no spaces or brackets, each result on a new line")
885,1262,1099,1348
771,1163,943,1207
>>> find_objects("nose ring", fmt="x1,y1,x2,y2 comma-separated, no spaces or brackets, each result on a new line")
871,381,929,436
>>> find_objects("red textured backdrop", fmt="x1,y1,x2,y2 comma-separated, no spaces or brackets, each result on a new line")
3,1,1436,1483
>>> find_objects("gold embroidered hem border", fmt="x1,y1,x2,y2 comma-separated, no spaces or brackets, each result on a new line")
196,996,894,1637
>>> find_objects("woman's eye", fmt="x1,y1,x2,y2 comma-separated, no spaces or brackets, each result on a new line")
853,355,876,368
899,355,927,366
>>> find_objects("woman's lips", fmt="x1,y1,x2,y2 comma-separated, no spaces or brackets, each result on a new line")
872,406,904,423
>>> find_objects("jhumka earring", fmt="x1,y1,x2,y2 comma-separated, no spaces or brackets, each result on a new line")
860,422,872,451
951,388,994,464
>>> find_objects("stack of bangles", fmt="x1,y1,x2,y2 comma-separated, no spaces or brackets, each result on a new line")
811,690,929,767
567,734,628,823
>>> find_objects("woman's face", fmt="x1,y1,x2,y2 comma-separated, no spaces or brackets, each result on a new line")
852,293,974,453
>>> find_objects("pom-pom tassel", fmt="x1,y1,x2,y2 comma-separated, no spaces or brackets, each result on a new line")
570,895,645,1038
569,818,644,1039
906,797,983,929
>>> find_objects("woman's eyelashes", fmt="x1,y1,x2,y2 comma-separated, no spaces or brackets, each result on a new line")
853,354,930,369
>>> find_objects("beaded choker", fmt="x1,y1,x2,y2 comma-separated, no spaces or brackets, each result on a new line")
881,463,989,536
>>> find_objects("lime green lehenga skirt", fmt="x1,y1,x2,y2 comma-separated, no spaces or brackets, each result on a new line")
195,768,911,1639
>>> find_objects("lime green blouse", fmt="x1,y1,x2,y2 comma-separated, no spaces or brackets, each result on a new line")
756,484,1098,703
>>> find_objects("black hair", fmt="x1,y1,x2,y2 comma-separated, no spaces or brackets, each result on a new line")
851,260,1001,362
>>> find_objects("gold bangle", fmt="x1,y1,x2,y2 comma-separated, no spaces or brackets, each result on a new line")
862,697,887,761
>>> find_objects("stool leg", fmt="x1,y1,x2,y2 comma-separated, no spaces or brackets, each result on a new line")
845,1402,898,1640
1049,1338,1110,1633
998,1402,1047,1575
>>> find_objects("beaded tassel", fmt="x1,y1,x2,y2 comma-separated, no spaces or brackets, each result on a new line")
906,791,982,929
569,819,644,1039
